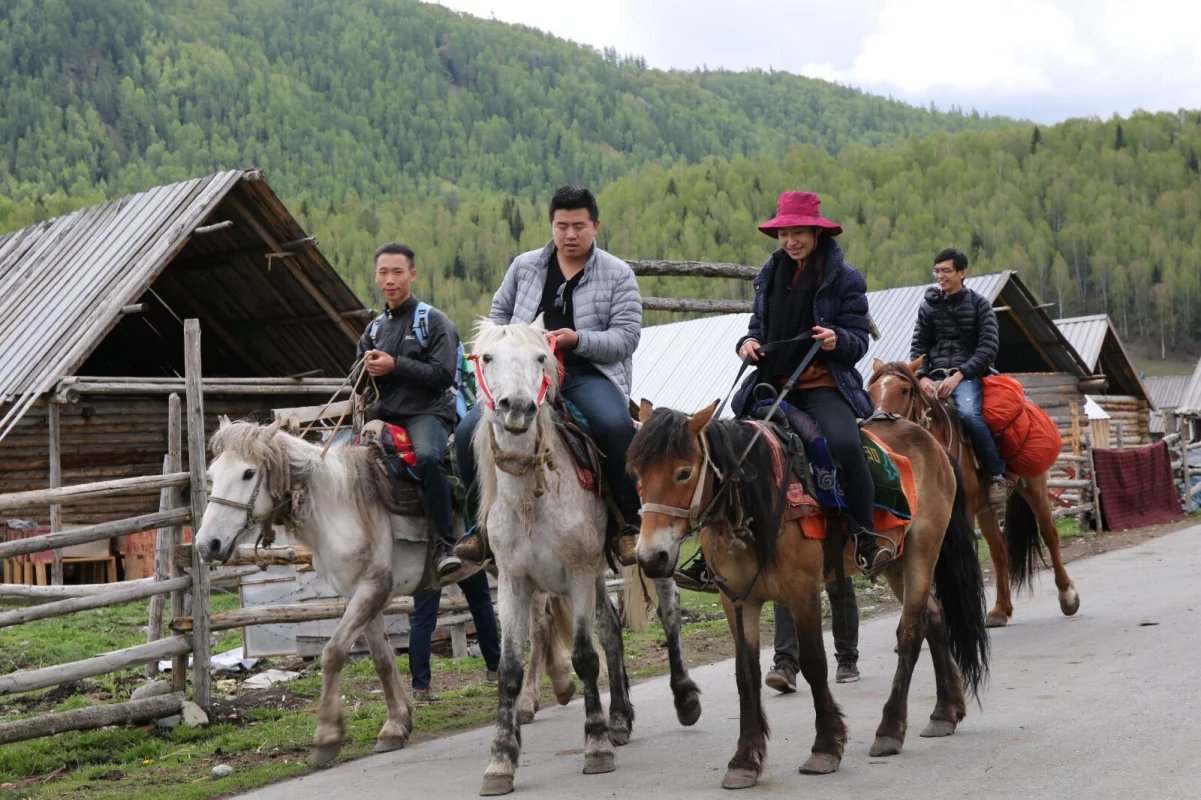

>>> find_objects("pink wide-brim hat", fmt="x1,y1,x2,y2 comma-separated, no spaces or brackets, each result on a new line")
757,191,842,237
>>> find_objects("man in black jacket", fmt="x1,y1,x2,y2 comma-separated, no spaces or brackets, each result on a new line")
357,242,462,576
909,248,1013,508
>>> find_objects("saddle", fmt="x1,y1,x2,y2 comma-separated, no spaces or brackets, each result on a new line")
550,398,604,494
359,420,466,521
746,389,915,547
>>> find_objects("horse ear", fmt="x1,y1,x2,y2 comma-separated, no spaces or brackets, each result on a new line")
638,398,654,423
908,354,926,373
872,357,883,373
265,417,283,437
218,414,232,429
687,399,719,434
531,313,547,332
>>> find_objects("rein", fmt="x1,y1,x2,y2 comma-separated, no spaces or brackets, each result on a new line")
871,364,963,461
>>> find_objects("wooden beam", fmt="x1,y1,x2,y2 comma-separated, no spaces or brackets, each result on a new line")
0,509,191,560
0,575,192,629
48,402,64,585
184,319,212,710
0,565,258,603
0,637,192,696
0,474,189,513
118,303,147,315
173,596,472,632
628,260,758,279
194,220,234,234
642,297,753,314
225,195,362,342
0,693,185,746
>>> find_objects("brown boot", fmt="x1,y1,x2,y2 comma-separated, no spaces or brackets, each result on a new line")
612,524,639,567
452,525,489,564
988,475,1015,510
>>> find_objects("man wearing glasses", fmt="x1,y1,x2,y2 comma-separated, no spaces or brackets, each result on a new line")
909,248,1012,508
453,186,643,566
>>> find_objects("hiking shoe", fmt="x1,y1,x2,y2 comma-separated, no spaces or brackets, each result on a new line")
988,475,1016,510
855,532,895,577
452,527,488,564
484,669,499,687
412,687,437,703
765,663,797,693
675,553,717,593
434,540,463,576
835,661,860,684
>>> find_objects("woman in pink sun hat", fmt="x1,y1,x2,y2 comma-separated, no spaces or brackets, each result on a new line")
677,191,893,676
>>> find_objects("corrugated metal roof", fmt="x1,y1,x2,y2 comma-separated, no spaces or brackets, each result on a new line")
1178,359,1201,416
0,170,366,440
1145,375,1191,410
631,271,1086,414
1053,314,1109,371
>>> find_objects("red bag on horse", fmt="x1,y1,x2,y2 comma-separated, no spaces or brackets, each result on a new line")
981,374,1061,477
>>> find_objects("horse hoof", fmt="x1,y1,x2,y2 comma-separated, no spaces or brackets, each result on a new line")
479,774,515,796
609,723,631,746
1060,586,1080,616
721,767,759,789
517,708,535,725
676,692,702,727
985,610,1009,628
311,742,343,765
555,683,576,705
799,752,840,774
373,734,408,753
869,736,903,757
920,719,957,738
583,752,615,774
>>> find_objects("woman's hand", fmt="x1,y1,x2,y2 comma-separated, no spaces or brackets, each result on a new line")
739,339,761,362
812,325,838,352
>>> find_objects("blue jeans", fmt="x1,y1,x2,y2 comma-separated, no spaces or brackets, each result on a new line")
773,576,859,669
952,378,1006,476
397,414,455,545
455,372,640,527
408,569,500,690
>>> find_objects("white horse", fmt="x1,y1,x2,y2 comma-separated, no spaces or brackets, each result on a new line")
194,418,572,765
472,320,701,796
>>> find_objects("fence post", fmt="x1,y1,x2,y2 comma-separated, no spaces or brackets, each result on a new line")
148,394,184,678
1087,443,1102,533
184,321,212,709
48,403,64,585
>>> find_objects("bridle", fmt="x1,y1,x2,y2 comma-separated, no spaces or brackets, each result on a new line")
870,364,963,462
639,428,724,539
206,463,289,550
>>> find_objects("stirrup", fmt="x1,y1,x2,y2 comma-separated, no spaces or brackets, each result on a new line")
855,530,896,577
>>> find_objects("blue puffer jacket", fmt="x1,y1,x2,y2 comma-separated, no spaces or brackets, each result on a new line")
733,240,873,418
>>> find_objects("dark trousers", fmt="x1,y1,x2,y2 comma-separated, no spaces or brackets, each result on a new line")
455,372,640,527
788,386,874,533
773,576,859,669
398,413,455,545
408,569,501,690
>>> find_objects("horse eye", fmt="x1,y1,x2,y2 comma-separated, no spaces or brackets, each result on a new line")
481,354,492,364
537,354,547,364
675,467,693,482
242,469,255,480
901,388,910,395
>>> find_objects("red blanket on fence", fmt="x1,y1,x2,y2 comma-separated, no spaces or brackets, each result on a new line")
1092,441,1182,531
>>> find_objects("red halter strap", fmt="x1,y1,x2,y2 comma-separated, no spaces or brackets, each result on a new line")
470,337,556,411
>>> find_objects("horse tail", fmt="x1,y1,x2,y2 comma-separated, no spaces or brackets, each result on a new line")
1004,489,1044,594
933,460,990,699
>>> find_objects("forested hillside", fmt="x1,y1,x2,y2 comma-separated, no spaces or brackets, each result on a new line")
2,0,1199,357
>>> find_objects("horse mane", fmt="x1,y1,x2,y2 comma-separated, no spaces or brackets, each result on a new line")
210,420,390,533
628,409,781,568
470,319,562,521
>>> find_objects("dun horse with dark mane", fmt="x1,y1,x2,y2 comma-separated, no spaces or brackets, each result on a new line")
629,399,989,790
868,356,1080,627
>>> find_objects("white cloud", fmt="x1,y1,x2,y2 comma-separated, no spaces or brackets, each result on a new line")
428,0,1201,122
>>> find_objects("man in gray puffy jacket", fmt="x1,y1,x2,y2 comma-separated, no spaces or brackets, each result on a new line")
909,247,1012,508
454,186,643,565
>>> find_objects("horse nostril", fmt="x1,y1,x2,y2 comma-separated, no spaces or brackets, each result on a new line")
207,539,222,556
497,397,511,412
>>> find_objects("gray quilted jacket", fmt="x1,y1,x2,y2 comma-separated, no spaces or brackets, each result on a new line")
490,241,642,396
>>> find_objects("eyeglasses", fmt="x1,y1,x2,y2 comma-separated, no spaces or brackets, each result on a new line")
932,268,957,277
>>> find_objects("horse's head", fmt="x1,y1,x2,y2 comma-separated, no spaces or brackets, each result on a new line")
195,417,291,564
471,318,559,434
868,355,925,421
627,399,718,579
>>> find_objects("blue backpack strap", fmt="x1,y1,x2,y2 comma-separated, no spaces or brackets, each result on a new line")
367,312,386,345
412,301,432,349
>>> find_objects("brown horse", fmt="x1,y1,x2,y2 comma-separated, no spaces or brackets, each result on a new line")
628,399,988,790
867,357,1080,627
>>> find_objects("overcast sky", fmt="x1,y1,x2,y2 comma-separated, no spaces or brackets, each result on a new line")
430,0,1201,124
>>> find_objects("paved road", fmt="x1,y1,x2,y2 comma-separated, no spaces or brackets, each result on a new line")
240,526,1201,800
